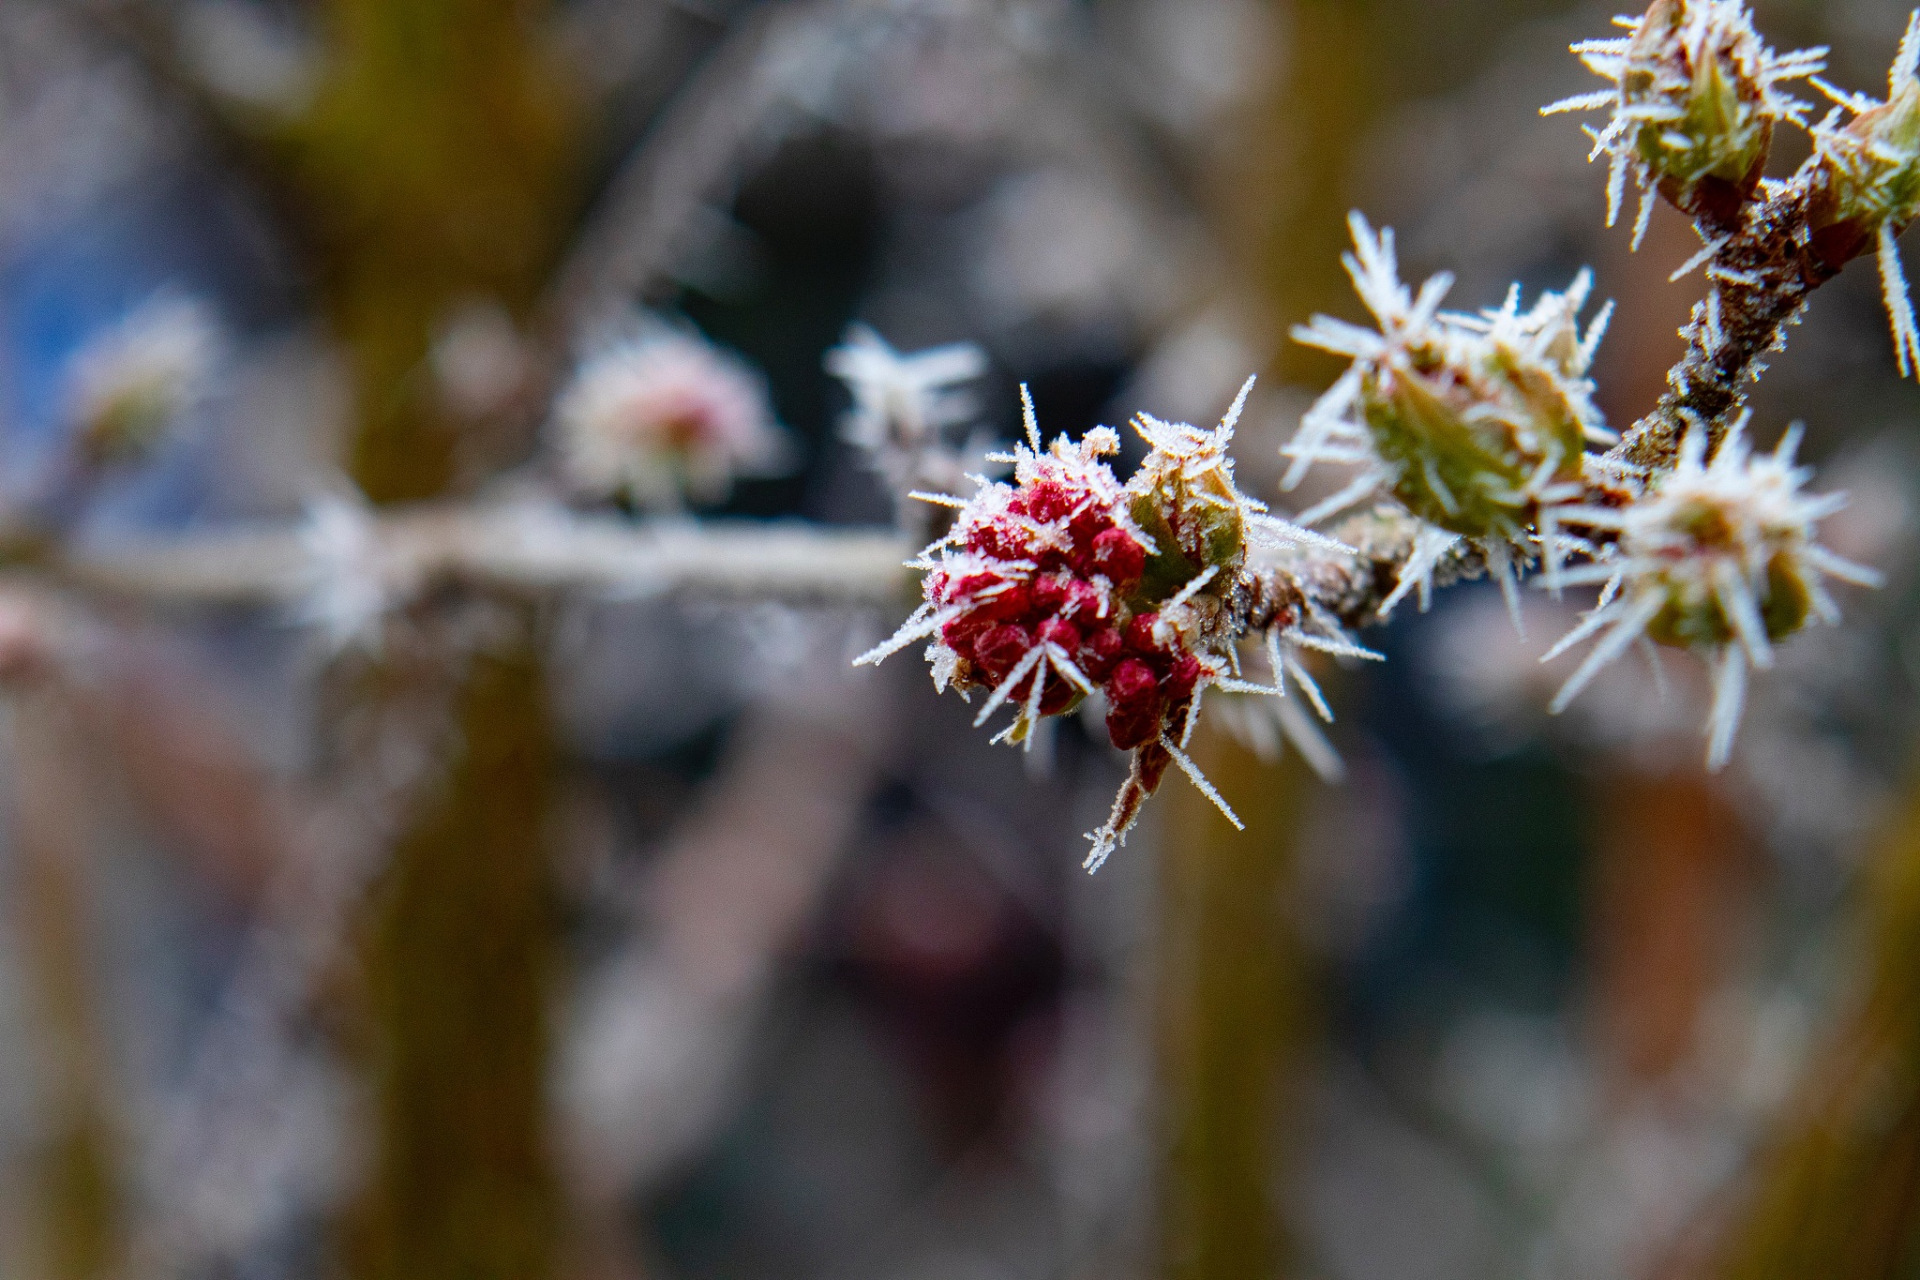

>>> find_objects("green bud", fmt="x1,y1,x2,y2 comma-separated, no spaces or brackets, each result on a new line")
64,296,219,468
1811,76,1920,271
78,380,184,464
1624,0,1776,222
1125,416,1247,605
1643,551,1808,650
1549,0,1823,238
1127,465,1244,604
1358,340,1590,540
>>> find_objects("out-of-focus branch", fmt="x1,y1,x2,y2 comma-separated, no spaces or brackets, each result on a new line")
561,658,892,1210
543,0,826,330
8,691,126,1280
52,507,912,607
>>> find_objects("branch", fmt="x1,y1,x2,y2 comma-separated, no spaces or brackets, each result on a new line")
52,505,913,607
1615,174,1829,471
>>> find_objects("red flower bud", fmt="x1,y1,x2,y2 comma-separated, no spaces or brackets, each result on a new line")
1029,572,1070,613
1166,653,1205,699
940,611,992,650
1079,626,1125,680
1104,658,1166,750
1039,679,1079,716
975,582,1031,622
1066,579,1105,619
974,624,1033,681
1019,479,1074,523
1036,617,1081,652
1125,613,1163,654
1090,526,1147,585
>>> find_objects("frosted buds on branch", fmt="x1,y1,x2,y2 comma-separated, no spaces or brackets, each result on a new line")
844,0,1895,869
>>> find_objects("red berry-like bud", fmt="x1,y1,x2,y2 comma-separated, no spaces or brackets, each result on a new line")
1066,579,1104,619
1036,617,1081,652
1020,480,1073,523
1107,657,1159,701
941,611,992,651
974,624,1033,681
970,521,1030,561
1125,612,1163,654
1090,527,1146,585
975,582,1032,622
1030,572,1070,613
1105,658,1166,750
1039,679,1079,716
1079,626,1125,680
947,572,994,601
1068,507,1107,550
1166,653,1205,699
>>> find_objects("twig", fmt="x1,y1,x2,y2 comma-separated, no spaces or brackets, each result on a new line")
55,505,912,606
1616,174,1829,470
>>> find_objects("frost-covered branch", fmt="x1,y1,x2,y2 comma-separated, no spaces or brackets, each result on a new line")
30,0,1909,876
855,0,1908,870
1548,4,1920,468
57,504,910,608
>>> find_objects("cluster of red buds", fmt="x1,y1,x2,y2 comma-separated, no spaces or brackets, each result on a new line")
859,383,1345,870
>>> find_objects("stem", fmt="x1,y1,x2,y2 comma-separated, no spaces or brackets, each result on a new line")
9,694,124,1280
339,626,563,1280
1616,173,1831,471
55,511,913,606
1157,728,1310,1280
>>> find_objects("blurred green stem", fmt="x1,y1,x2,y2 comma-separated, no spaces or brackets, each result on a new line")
1149,3,1380,1273
340,631,563,1280
1156,729,1310,1279
269,3,584,1276
12,694,123,1280
1707,778,1920,1277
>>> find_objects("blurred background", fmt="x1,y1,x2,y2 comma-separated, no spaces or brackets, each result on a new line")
2,1,1920,1278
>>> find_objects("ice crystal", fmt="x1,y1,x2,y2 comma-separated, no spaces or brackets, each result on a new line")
290,493,391,654
826,323,990,504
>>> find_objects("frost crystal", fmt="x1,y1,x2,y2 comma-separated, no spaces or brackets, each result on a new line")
1542,417,1878,767
555,319,788,509
290,493,392,654
826,324,990,506
1544,0,1824,243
